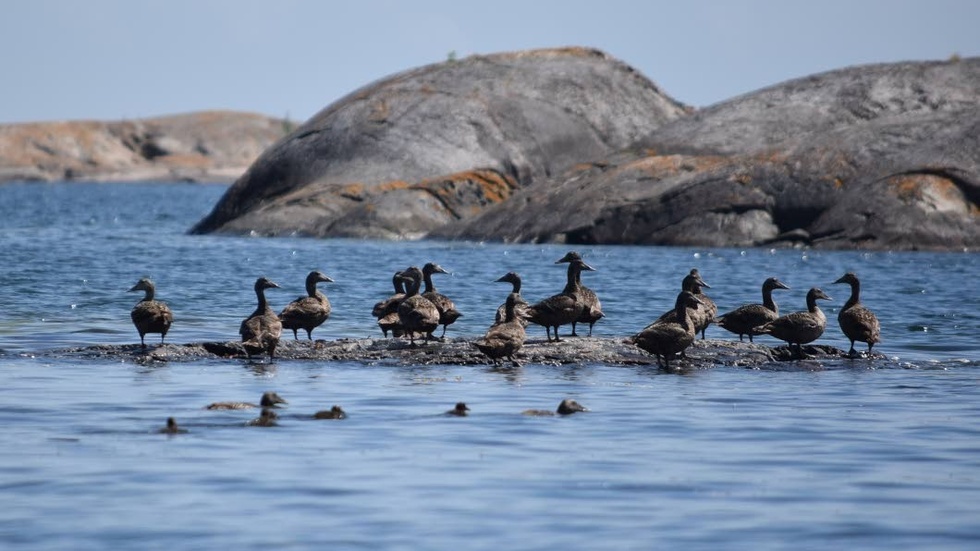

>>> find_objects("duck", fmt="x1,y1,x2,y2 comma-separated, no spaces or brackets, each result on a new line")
556,251,604,336
158,417,187,434
714,277,791,342
373,272,407,338
493,272,530,327
651,269,714,339
525,257,595,342
396,266,441,346
128,278,173,348
206,391,288,410
247,408,279,427
313,405,348,419
421,262,463,339
754,287,832,358
833,272,881,357
632,291,704,368
474,292,526,366
279,270,334,340
522,398,589,416
240,277,282,359
446,402,470,416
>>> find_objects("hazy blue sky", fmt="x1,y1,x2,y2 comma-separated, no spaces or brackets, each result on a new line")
2,0,977,124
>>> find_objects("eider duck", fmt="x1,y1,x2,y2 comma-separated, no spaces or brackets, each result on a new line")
474,292,526,366
206,391,288,410
526,257,595,342
240,277,282,359
158,417,187,434
833,272,881,356
128,278,173,348
754,287,832,358
421,262,463,339
373,272,407,338
396,267,441,346
493,272,530,327
522,398,589,416
652,269,714,339
279,270,334,340
313,405,348,420
556,251,604,336
632,291,703,368
247,408,279,427
715,277,791,342
446,402,470,416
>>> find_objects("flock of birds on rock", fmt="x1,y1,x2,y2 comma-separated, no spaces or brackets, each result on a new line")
129,251,881,369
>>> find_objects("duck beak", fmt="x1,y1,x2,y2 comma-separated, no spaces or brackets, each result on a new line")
775,280,790,290
320,275,335,283
128,284,141,292
580,261,596,272
832,275,847,285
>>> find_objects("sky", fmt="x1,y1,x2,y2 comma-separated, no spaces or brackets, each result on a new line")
1,0,978,124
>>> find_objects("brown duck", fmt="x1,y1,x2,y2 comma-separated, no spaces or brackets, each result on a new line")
396,266,441,346
633,291,703,368
494,272,530,327
129,278,173,348
715,277,790,342
526,257,595,342
240,277,282,359
206,391,288,410
373,272,407,338
652,269,714,337
422,262,463,339
279,270,333,340
754,287,832,358
313,405,348,419
522,398,589,416
556,251,604,336
474,292,526,366
833,272,881,356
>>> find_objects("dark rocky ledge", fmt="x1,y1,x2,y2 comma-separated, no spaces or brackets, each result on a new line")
39,337,874,369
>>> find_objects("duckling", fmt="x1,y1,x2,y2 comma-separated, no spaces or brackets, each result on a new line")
754,287,832,358
206,391,288,410
158,417,187,434
833,272,881,357
279,270,333,340
494,272,530,327
715,277,790,342
446,402,470,416
632,291,704,368
128,278,173,348
396,267,441,346
313,405,347,420
555,251,604,336
240,277,282,359
373,272,407,338
526,258,595,342
247,408,279,427
522,398,589,416
474,292,526,366
422,262,463,339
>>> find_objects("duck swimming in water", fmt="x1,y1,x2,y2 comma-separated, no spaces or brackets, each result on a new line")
240,277,282,359
422,262,463,339
279,270,334,340
474,292,526,366
494,272,530,327
833,272,881,357
715,277,791,342
446,402,470,416
754,287,832,358
396,267,441,346
373,272,407,338
247,408,279,427
206,391,288,410
526,257,595,342
556,251,604,336
632,291,704,368
522,398,589,416
313,405,347,419
158,417,187,434
128,278,173,348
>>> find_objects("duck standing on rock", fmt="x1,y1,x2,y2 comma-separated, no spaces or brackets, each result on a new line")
397,266,441,346
632,291,703,368
128,278,173,348
279,270,334,340
240,277,282,359
474,292,526,366
754,287,832,359
373,272,407,338
651,269,713,337
526,257,595,342
494,272,529,327
421,262,463,339
715,277,790,342
556,251,604,336
833,272,881,357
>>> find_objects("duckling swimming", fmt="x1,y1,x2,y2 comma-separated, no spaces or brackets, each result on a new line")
128,278,173,348
247,408,279,427
158,417,187,434
833,272,881,357
446,402,470,416
373,272,407,338
494,272,530,327
556,251,604,336
526,257,595,342
240,277,282,359
633,291,703,368
715,277,790,342
396,267,440,346
422,262,463,339
279,270,333,340
206,391,287,410
474,293,526,366
523,398,589,416
313,405,347,419
754,287,832,358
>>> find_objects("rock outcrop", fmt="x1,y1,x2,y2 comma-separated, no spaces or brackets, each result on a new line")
190,47,688,238
0,111,287,183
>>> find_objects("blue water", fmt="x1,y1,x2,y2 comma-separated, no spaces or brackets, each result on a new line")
1,182,978,550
